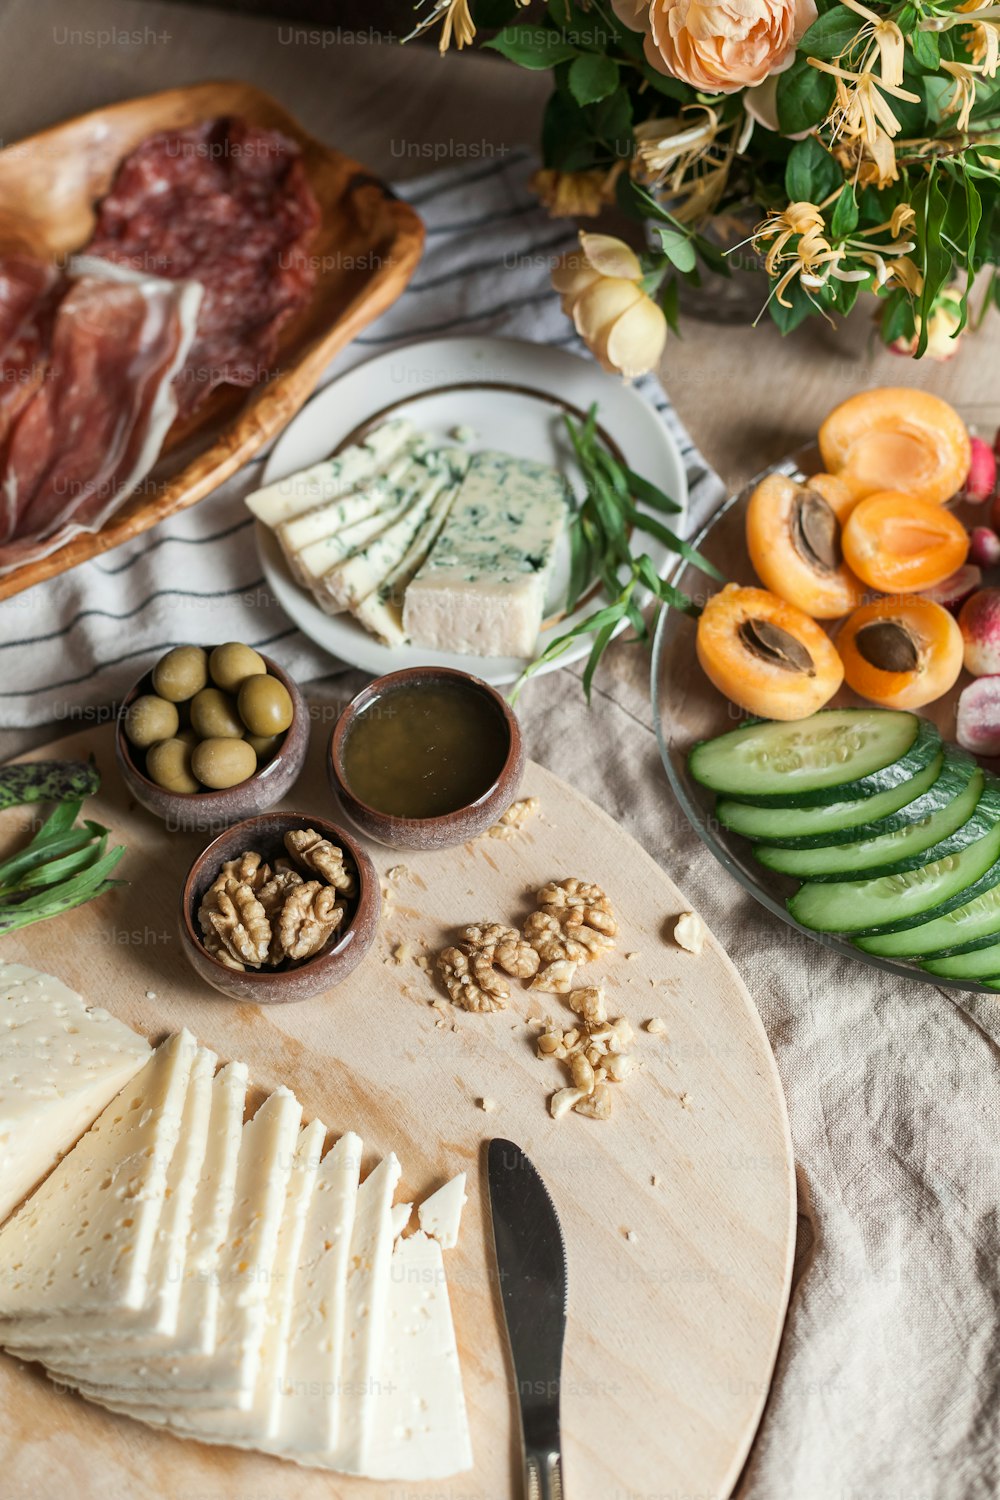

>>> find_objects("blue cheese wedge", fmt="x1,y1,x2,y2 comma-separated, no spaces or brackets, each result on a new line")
0,961,150,1227
0,1029,197,1327
313,448,469,615
246,418,416,527
402,450,570,658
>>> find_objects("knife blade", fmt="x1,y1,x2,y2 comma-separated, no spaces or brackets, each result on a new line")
487,1137,568,1500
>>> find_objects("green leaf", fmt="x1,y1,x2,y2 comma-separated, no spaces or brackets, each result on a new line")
661,276,681,335
768,278,816,335
914,164,954,357
776,57,836,134
879,286,915,345
589,86,633,154
568,53,619,105
656,227,696,273
639,62,691,101
831,184,859,239
910,27,939,68
541,90,596,170
470,0,520,26
785,136,841,204
799,6,862,59
484,24,579,67
895,3,918,35
622,466,682,515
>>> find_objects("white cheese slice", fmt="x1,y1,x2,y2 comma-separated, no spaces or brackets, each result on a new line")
265,1128,362,1451
0,961,150,1225
246,418,416,526
351,480,459,646
363,1231,473,1480
42,1059,247,1375
278,445,423,568
403,449,570,658
130,1116,325,1444
314,449,469,615
15,1044,215,1356
67,1085,302,1410
417,1172,468,1251
0,1029,196,1326
390,1202,413,1240
290,490,412,594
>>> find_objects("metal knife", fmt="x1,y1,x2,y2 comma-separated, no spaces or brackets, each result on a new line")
487,1137,568,1500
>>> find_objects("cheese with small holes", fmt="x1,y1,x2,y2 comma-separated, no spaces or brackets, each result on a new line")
39,1059,247,1376
364,1231,473,1480
402,450,570,658
0,961,151,1226
67,1086,302,1411
246,418,416,526
417,1172,468,1250
0,1029,196,1324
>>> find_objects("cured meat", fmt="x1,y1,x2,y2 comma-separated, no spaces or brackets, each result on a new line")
0,260,201,575
86,117,320,416
0,255,60,451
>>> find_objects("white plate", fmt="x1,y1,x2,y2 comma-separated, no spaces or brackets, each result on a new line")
256,335,688,684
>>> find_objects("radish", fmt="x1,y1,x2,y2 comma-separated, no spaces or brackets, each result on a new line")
970,527,1000,569
965,436,997,502
921,564,982,612
957,676,1000,757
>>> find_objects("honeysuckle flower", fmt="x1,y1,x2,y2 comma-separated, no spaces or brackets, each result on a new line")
754,195,920,313
531,165,623,218
552,233,668,378
810,59,920,185
632,109,743,220
639,0,817,95
406,0,528,53
941,59,982,130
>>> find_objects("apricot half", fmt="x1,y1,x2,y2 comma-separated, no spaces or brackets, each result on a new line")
805,472,858,522
819,388,971,506
837,596,963,710
746,473,864,619
841,491,969,593
696,583,844,720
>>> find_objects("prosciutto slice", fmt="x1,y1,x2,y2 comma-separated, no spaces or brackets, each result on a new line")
0,259,201,575
86,117,320,416
0,256,60,464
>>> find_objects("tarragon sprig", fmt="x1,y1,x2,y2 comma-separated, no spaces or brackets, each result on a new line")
513,402,725,701
0,796,125,936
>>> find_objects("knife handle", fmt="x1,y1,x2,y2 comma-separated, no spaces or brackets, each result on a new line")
525,1446,563,1500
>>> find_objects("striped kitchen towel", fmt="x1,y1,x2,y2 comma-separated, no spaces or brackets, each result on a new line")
0,150,724,728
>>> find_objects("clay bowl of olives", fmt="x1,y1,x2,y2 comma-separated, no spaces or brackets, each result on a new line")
116,642,309,833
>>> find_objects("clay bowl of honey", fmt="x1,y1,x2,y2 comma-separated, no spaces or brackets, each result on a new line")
328,667,524,851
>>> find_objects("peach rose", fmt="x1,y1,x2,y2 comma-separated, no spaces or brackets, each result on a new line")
617,0,816,96
552,233,667,379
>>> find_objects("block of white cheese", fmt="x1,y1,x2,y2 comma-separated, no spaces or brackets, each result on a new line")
417,1172,468,1251
42,1059,247,1377
0,961,150,1226
403,450,570,658
17,1044,214,1356
246,417,416,526
70,1086,302,1411
126,1117,326,1444
311,447,469,614
0,1029,196,1326
364,1231,473,1480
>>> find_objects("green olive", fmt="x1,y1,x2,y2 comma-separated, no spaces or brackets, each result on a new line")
190,688,245,740
146,737,200,794
175,727,199,747
245,732,282,763
238,675,294,737
125,695,179,749
152,645,208,703
209,641,267,694
191,737,258,791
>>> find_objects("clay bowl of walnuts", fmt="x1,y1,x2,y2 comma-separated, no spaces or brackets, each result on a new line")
180,812,380,1003
116,642,309,832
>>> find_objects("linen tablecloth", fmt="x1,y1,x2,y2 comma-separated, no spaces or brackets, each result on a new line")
1,153,998,1500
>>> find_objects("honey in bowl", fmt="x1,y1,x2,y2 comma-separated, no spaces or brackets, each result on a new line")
340,678,510,819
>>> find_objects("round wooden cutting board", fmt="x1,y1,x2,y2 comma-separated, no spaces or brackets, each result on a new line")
0,722,794,1500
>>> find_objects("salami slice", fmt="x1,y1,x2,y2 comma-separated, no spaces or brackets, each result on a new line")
86,117,320,416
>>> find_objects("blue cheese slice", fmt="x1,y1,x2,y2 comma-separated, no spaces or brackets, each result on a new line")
364,1231,473,1480
246,418,416,526
351,480,460,645
402,450,570,658
0,961,151,1226
277,455,416,582
0,1029,196,1326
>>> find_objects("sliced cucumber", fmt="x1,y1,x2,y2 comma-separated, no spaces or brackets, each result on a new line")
755,766,986,882
922,944,1000,982
788,820,1000,935
690,711,939,808
715,751,946,847
856,880,1000,960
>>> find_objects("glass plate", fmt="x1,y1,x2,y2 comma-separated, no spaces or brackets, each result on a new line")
650,440,1000,994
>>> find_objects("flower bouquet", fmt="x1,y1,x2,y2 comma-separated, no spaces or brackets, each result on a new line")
410,0,1000,372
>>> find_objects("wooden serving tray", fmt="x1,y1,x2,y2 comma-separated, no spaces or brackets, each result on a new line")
0,723,794,1500
0,80,424,601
